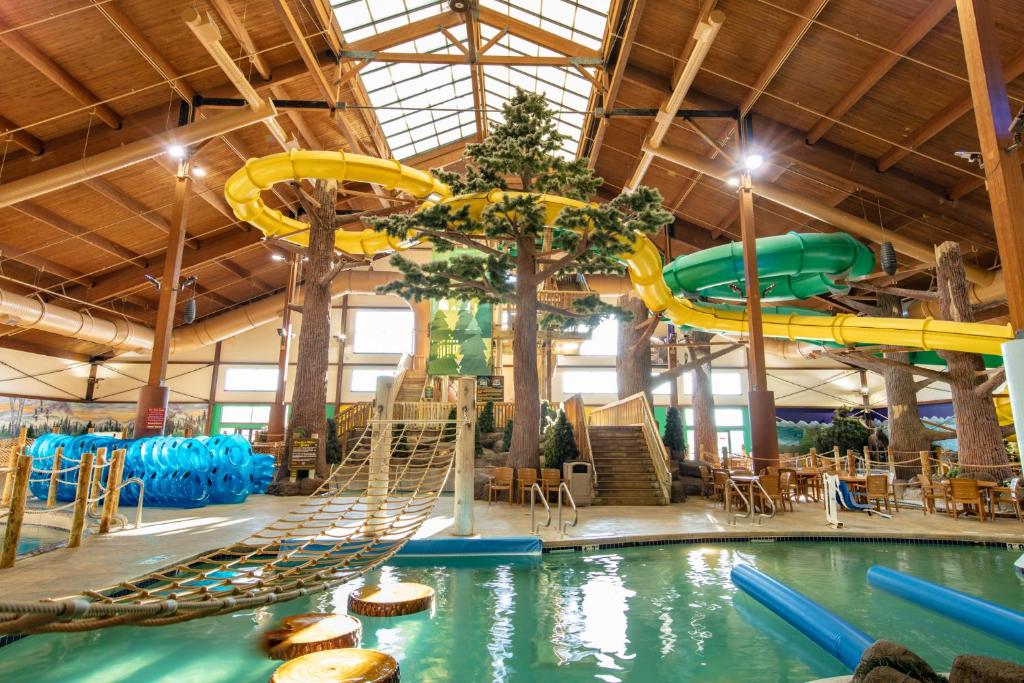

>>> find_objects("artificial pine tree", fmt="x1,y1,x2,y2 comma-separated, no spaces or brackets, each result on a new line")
662,406,685,460
543,410,579,470
371,90,672,468
502,418,514,451
478,401,496,434
815,408,871,456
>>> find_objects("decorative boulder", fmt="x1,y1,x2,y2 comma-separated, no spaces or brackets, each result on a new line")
949,654,1024,682
474,471,492,500
670,480,688,503
852,641,944,683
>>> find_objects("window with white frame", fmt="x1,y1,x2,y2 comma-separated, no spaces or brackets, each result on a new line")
579,317,617,356
682,370,743,395
651,373,673,395
350,368,397,393
561,369,617,394
224,367,279,392
220,405,271,424
352,309,414,355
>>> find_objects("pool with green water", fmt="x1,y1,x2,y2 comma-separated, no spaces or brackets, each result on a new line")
0,541,1020,682
0,524,65,557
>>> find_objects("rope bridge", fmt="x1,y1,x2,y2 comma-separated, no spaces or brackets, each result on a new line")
0,418,457,635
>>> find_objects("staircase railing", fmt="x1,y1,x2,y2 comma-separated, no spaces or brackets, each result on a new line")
588,392,671,504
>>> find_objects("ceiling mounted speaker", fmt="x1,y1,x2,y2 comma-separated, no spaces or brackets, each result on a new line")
449,0,470,12
183,297,197,325
880,241,898,276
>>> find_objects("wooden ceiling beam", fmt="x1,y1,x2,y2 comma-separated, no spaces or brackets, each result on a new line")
83,177,199,250
0,12,121,129
194,282,235,309
215,258,275,292
584,0,645,167
12,201,146,268
466,5,487,141
208,0,272,80
477,6,601,59
0,239,93,286
346,11,463,53
270,84,322,149
0,113,43,155
805,0,954,144
73,229,261,304
876,47,1024,172
739,0,828,114
638,77,1000,246
0,336,96,363
341,52,603,66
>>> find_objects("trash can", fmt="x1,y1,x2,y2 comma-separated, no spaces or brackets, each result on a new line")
562,461,593,507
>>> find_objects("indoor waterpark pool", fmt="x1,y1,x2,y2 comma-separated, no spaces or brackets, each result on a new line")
0,541,1019,682
0,524,65,558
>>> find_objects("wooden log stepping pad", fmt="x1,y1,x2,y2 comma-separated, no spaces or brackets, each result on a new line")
263,613,362,660
269,649,399,682
347,582,434,617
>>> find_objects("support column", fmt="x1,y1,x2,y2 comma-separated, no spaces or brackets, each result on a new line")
453,376,476,536
133,156,192,437
333,295,349,414
205,341,221,435
738,122,779,474
364,375,394,536
956,0,1024,329
84,363,99,401
268,255,300,437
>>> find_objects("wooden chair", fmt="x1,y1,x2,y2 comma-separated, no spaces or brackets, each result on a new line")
755,474,784,514
515,468,538,506
778,471,795,512
698,464,714,499
949,478,986,521
488,467,513,505
540,468,561,501
864,474,894,514
916,474,947,515
988,477,1022,523
712,469,729,507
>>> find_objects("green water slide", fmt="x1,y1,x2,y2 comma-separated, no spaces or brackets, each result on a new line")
661,232,876,302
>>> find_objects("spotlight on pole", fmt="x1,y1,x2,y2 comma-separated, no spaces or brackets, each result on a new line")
167,144,186,159
743,153,764,171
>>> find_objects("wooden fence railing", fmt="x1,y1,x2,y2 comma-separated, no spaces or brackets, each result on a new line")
391,401,514,426
588,392,671,503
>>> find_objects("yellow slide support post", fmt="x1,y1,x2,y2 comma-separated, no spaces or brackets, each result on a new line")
224,150,1014,358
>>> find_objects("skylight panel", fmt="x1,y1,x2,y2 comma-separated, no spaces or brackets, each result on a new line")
334,0,609,160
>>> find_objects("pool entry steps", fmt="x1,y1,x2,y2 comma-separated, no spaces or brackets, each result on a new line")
0,416,458,634
732,563,1024,680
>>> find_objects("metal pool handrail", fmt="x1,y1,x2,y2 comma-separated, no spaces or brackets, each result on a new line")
726,479,752,526
530,482,551,535
557,482,578,534
726,479,776,526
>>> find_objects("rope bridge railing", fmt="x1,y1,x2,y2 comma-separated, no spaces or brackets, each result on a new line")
0,416,457,635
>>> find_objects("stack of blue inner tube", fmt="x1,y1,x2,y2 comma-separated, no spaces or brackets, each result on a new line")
26,432,276,509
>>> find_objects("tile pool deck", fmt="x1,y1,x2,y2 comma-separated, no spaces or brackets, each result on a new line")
1,494,1021,602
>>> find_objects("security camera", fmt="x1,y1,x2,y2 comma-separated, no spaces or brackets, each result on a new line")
1007,106,1024,153
954,150,984,169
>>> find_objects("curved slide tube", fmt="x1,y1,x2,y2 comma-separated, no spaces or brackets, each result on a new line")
223,150,1014,357
732,563,874,671
662,231,875,302
867,566,1024,648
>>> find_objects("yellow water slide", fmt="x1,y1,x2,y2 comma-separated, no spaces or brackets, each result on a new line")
224,150,1014,358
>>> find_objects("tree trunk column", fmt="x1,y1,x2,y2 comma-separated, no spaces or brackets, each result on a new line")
616,292,652,405
690,331,718,463
935,241,1011,479
134,162,191,437
508,241,540,469
876,293,933,478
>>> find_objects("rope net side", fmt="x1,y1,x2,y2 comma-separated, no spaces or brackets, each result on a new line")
0,418,457,635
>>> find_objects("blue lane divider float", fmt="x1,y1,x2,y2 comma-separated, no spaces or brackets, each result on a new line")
27,432,277,509
396,536,543,557
731,563,875,671
867,565,1024,648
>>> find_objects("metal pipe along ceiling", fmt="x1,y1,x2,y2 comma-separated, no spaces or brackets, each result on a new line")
0,271,402,353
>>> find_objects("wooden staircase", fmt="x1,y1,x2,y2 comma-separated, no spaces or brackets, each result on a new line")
395,373,427,402
589,425,668,505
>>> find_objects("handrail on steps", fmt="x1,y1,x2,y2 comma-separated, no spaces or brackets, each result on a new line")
726,479,776,526
529,482,551,535
587,391,671,504
557,482,578,534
